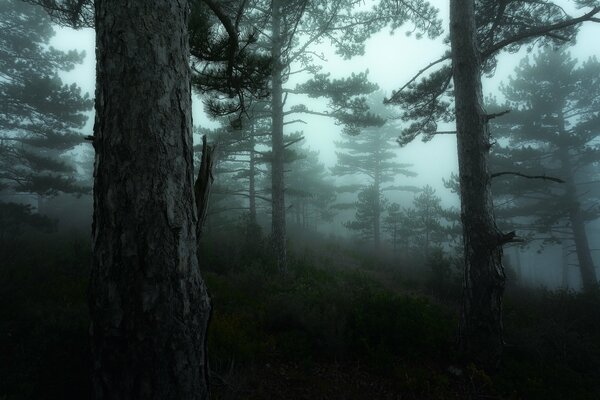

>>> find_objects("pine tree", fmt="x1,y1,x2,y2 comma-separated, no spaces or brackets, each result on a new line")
286,143,337,231
89,1,210,397
491,46,600,290
345,185,388,245
0,0,92,200
333,92,417,249
211,0,442,272
389,0,600,367
411,185,447,259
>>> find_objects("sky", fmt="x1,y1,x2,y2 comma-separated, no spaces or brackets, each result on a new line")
50,0,600,209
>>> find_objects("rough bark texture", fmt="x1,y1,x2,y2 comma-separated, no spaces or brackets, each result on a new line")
270,0,287,272
90,1,211,398
450,0,506,368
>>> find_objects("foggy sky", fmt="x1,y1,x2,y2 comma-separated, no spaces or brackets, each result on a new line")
50,0,600,209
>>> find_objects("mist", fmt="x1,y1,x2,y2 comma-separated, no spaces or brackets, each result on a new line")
2,0,600,398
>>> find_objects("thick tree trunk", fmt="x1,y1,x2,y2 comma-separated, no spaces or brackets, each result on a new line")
271,0,287,272
90,1,211,398
450,0,506,368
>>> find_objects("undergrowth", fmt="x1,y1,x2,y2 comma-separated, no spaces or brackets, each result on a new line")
1,229,599,399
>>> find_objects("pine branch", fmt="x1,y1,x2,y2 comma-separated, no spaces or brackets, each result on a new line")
481,7,600,60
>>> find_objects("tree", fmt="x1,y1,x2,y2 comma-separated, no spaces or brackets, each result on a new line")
332,92,418,249
286,143,337,231
236,0,441,272
491,46,600,290
390,0,600,366
411,185,447,259
89,1,210,398
345,184,388,245
0,0,92,200
384,186,451,260
384,202,416,257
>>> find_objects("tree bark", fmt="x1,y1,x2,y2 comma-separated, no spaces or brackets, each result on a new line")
270,0,287,272
90,1,211,398
450,0,506,368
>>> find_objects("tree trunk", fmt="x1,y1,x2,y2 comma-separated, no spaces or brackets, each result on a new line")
557,117,598,290
561,241,569,289
90,1,211,398
373,176,381,251
512,245,522,283
271,0,287,272
450,0,506,368
569,204,597,289
248,124,257,226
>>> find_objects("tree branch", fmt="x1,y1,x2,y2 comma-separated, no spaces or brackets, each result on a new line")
490,171,564,183
485,109,510,121
482,7,600,60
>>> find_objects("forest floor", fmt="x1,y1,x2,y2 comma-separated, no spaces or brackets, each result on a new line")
2,230,600,399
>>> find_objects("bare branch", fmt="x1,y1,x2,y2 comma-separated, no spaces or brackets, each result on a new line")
491,171,565,183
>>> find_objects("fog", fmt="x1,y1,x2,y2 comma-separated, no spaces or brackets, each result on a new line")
3,0,600,398
47,1,600,289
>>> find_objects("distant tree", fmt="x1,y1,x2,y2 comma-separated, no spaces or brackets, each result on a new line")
384,202,418,258
235,0,442,272
200,113,272,230
385,186,450,260
345,185,388,246
389,0,600,366
411,185,447,259
333,93,417,249
286,143,337,231
0,0,92,200
89,0,210,397
491,46,600,290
